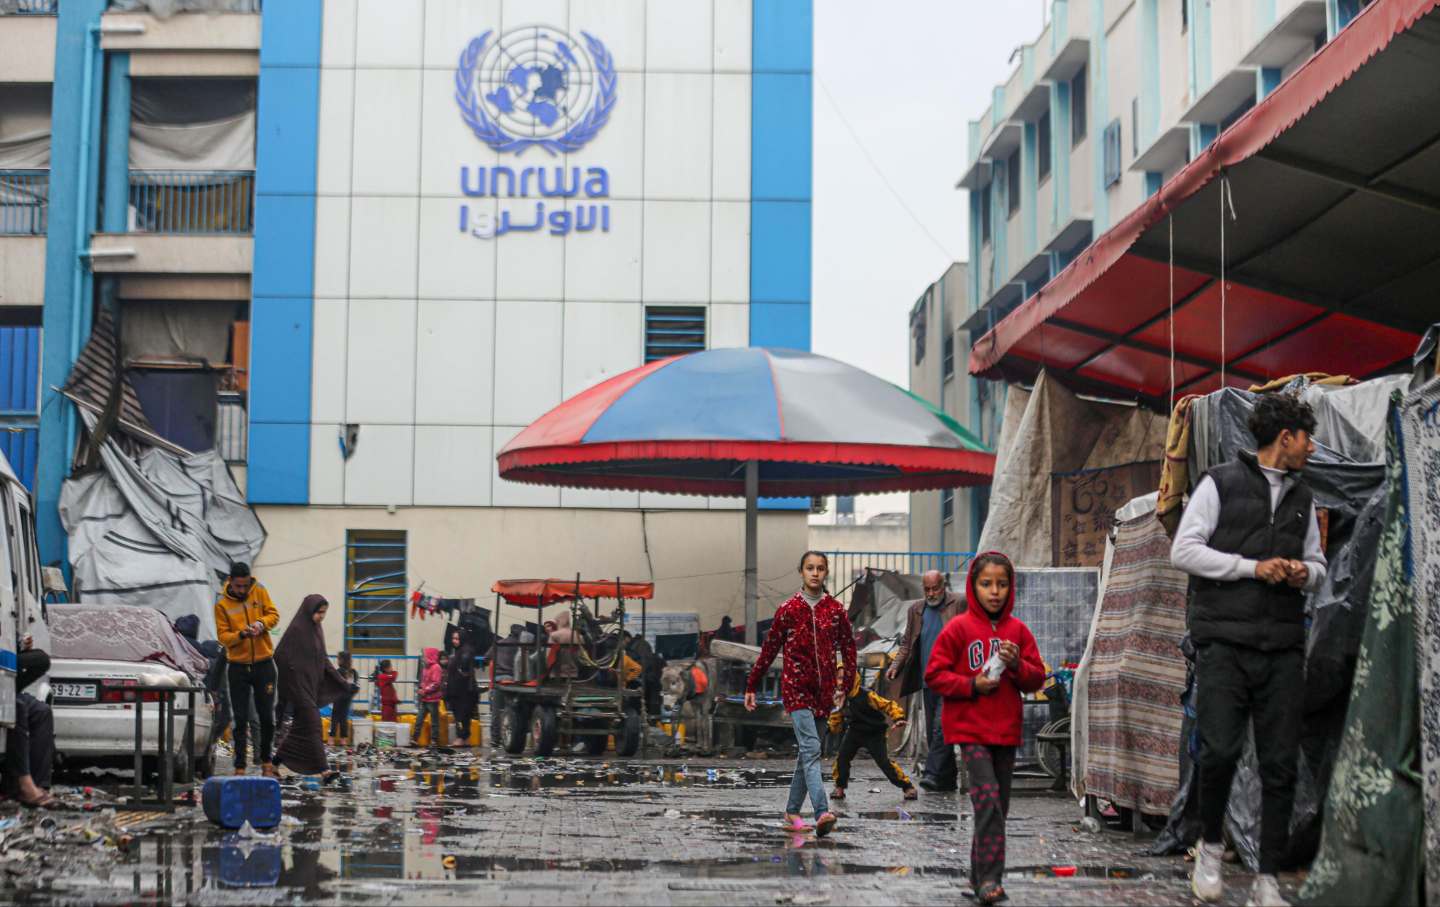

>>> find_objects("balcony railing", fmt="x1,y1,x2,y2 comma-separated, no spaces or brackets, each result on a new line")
0,0,60,14
127,170,254,235
0,170,48,235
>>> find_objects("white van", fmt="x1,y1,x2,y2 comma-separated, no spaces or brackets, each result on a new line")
0,448,53,749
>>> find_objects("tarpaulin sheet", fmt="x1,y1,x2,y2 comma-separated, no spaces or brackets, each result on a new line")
49,602,210,681
59,410,265,638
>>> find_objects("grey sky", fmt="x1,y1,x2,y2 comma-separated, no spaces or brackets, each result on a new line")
812,1,1046,388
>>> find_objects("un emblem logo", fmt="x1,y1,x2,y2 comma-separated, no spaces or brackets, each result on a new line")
455,27,617,156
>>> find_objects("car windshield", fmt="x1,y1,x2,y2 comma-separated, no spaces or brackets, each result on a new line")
49,606,210,680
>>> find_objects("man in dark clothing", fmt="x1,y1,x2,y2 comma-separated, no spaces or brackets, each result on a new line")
887,570,963,791
3,640,56,807
715,616,739,643
1171,393,1326,907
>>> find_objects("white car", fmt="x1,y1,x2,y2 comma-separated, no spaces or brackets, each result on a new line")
47,604,216,777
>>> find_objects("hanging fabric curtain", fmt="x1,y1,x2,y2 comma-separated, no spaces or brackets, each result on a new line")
129,111,255,171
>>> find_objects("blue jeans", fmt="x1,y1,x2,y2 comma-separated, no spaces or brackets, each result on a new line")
786,709,830,817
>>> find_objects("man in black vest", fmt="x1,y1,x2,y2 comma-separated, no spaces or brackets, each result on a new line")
1171,393,1326,907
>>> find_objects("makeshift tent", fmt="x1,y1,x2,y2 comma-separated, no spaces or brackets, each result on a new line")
976,371,1165,566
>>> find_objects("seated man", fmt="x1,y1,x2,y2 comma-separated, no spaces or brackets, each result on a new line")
3,642,56,808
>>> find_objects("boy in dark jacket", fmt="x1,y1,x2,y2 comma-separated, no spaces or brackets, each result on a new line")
827,672,917,801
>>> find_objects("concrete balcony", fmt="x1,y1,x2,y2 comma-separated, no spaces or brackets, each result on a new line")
87,232,252,275
101,7,261,77
0,10,57,83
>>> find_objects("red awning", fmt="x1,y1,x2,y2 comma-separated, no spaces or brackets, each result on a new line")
491,579,656,607
969,0,1440,404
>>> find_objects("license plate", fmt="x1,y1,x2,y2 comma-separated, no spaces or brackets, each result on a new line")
52,682,98,702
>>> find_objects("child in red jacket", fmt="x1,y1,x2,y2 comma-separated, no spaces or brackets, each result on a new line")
925,552,1045,905
374,660,399,722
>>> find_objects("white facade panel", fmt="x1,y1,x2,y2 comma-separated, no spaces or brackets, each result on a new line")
492,301,563,424
309,423,345,505
570,0,647,73
711,200,749,303
315,68,355,196
713,0,752,72
321,0,357,68
710,302,748,348
350,69,423,196
354,0,424,67
420,67,500,198
422,0,503,69
712,74,751,201
492,426,561,507
349,197,419,298
562,301,641,399
415,300,495,425
504,0,568,31
570,71,644,197
643,73,713,200
312,196,351,299
414,426,493,506
646,0,712,73
642,200,710,302
493,199,566,299
346,298,417,423
310,298,348,422
344,424,415,505
417,196,498,299
564,198,642,302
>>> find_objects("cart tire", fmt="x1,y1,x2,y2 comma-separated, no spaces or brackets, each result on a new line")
532,705,559,757
616,708,641,757
582,730,609,756
502,702,530,755
1037,716,1070,780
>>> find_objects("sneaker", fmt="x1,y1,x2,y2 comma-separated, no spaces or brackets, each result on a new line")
1245,874,1289,907
902,786,918,800
783,814,809,832
1191,841,1224,903
831,786,846,801
918,777,939,792
814,811,837,838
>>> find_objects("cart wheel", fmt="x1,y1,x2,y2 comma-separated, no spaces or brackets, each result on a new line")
532,705,559,757
1037,716,1071,780
582,729,609,756
502,702,529,755
616,708,641,757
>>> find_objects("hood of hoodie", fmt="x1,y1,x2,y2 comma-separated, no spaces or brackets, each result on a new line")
965,552,1016,624
423,647,440,666
174,614,201,644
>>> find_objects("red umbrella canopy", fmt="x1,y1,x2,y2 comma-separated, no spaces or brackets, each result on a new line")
497,348,994,497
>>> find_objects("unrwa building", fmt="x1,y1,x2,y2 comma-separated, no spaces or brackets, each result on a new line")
4,0,813,658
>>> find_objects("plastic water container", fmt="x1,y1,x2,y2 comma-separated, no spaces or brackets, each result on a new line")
394,720,412,748
351,718,374,747
218,843,282,887
202,776,282,830
374,723,398,749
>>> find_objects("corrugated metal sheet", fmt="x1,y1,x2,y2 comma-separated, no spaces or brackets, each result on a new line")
0,326,40,415
216,391,247,463
61,307,157,434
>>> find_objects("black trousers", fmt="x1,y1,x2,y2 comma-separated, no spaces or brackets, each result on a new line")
922,688,958,787
331,697,352,737
17,649,49,694
962,744,1015,890
4,693,54,789
228,658,277,768
1196,642,1303,874
831,727,912,790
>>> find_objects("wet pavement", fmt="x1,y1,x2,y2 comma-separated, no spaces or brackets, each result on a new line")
0,748,1304,905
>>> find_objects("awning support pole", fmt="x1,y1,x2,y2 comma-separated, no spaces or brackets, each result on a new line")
744,459,759,646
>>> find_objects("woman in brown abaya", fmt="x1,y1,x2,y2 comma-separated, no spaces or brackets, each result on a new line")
271,594,350,781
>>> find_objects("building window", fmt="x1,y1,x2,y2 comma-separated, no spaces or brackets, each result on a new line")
644,306,706,362
345,530,407,655
1182,0,1189,33
0,321,41,490
942,335,955,380
1071,68,1087,146
1132,97,1140,156
1006,150,1020,216
1103,119,1123,188
911,298,927,365
1219,94,1255,134
1037,109,1052,183
980,185,992,245
941,488,954,524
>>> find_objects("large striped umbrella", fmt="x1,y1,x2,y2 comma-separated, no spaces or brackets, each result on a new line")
498,347,994,640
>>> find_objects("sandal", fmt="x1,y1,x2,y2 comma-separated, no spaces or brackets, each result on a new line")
19,792,61,810
976,881,1007,904
814,811,837,838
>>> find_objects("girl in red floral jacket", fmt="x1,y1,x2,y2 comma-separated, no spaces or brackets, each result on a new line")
746,551,857,838
925,552,1045,905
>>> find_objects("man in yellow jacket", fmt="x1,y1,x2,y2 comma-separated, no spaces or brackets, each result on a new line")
214,561,280,775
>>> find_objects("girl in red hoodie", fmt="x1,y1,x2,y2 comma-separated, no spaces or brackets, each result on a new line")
374,659,399,722
925,552,1045,905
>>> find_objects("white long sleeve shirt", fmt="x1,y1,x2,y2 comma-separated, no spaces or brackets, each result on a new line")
1170,467,1328,593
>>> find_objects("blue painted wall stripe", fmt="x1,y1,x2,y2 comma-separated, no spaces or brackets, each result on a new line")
249,0,323,504
751,0,812,510
36,0,107,567
101,53,130,233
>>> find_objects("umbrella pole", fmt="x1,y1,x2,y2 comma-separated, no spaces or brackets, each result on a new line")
744,459,758,646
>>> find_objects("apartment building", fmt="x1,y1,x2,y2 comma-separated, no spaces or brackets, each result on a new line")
0,0,815,656
905,262,1000,554
959,0,1374,333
